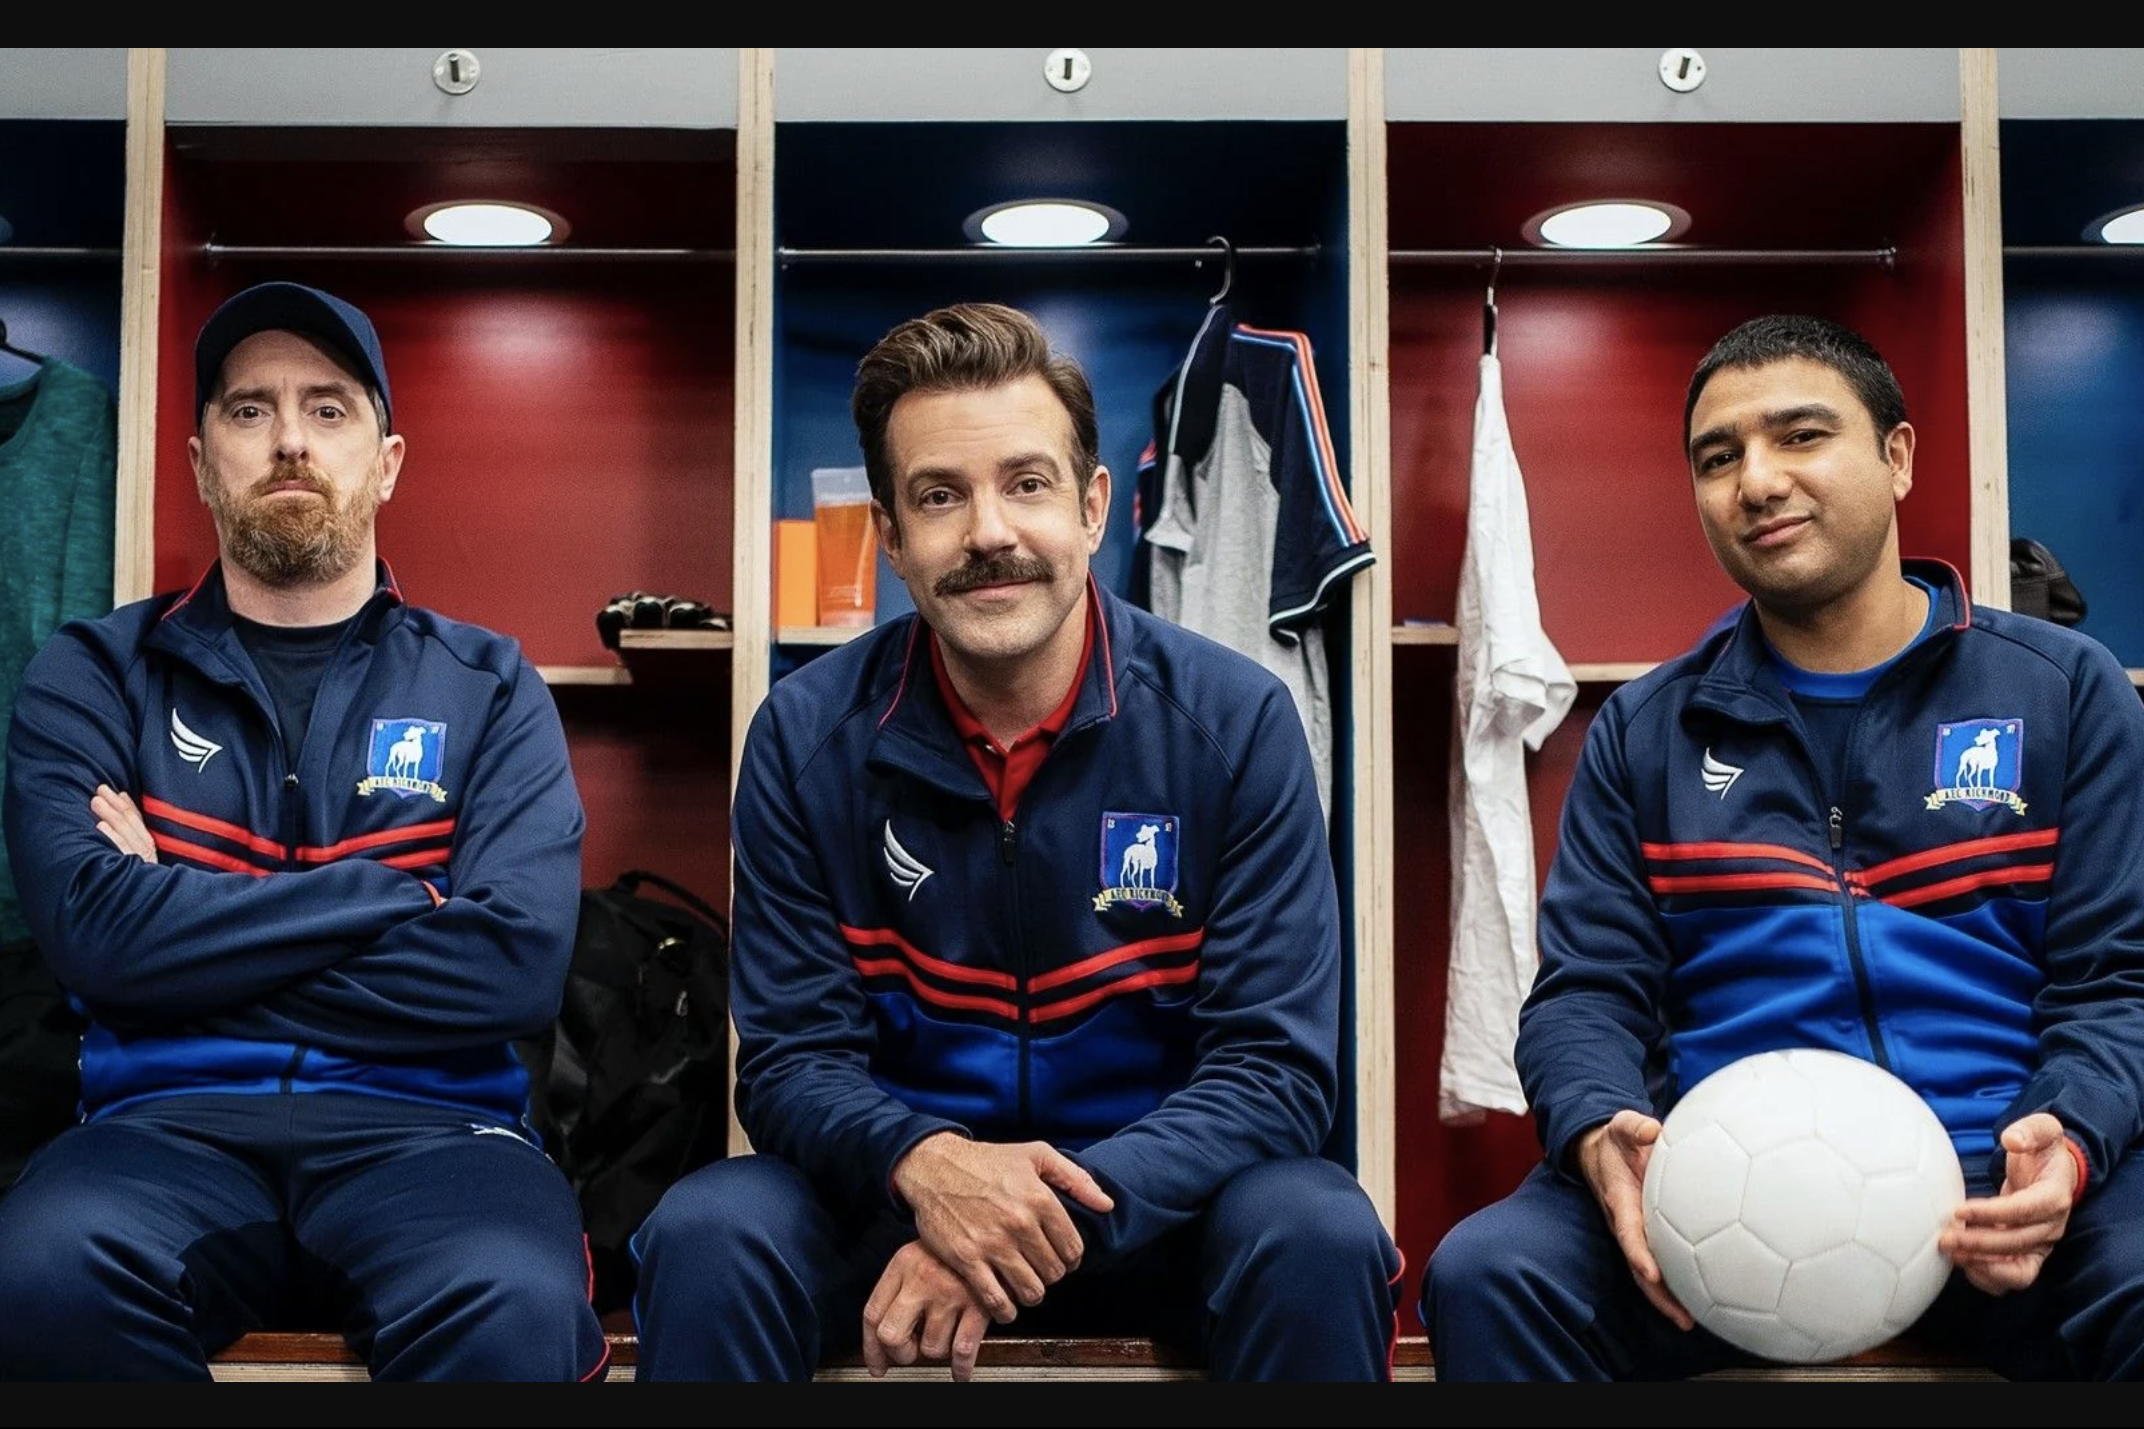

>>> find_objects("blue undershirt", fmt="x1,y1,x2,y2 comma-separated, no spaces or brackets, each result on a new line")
1767,576,1939,803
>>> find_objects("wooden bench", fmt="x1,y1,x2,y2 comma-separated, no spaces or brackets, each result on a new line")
206,1326,1434,1381
205,1326,1992,1381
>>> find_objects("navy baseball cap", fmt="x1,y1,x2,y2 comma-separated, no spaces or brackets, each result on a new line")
194,282,393,433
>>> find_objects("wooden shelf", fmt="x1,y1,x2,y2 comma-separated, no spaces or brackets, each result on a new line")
1570,662,1656,684
537,630,739,686
537,663,633,687
619,629,735,651
777,624,871,646
1391,627,1652,686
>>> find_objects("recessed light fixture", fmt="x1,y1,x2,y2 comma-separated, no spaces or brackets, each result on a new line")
1523,199,1691,249
963,199,1127,248
406,200,569,247
2086,204,2144,245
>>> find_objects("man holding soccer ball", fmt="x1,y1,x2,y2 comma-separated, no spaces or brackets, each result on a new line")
1423,314,2144,1380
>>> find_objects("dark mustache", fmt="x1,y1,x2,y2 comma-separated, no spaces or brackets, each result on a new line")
251,460,330,498
934,555,1052,597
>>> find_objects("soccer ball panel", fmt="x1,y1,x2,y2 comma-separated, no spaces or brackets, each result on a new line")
1856,1170,1953,1267
1645,1122,1749,1244
1813,1085,1921,1177
1676,1056,1817,1157
1743,1145,1862,1260
1691,1223,1788,1312
1647,1217,1713,1322
1705,1303,1824,1364
1887,1244,1957,1331
1778,1242,1899,1360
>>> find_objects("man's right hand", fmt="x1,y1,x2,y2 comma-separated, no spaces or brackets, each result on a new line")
890,1131,1115,1323
1576,1109,1692,1331
861,1240,991,1382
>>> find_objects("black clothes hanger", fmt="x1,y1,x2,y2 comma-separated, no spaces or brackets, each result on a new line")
0,318,46,365
1483,246,1501,356
1204,234,1235,307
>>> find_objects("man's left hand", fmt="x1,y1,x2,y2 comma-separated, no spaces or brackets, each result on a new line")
1939,1112,2079,1295
91,784,158,864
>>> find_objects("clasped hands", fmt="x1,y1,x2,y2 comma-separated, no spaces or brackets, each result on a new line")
862,1131,1114,1381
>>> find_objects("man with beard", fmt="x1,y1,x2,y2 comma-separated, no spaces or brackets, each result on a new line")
1423,314,2144,1380
0,283,609,1381
629,302,1400,1382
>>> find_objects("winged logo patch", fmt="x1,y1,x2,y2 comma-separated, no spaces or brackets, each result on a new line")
170,708,223,772
883,820,933,901
1700,748,1743,798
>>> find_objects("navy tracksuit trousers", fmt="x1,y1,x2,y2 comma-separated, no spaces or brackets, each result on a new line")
631,1151,1403,1380
1424,1153,2144,1380
0,1092,608,1381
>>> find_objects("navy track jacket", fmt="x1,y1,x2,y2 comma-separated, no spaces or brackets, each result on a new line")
1519,560,2144,1193
1,562,584,1127
729,583,1342,1264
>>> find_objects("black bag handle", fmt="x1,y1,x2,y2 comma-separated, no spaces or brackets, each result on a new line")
612,869,728,934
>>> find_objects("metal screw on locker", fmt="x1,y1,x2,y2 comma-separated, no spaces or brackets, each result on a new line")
1658,49,1706,93
433,49,481,96
1044,49,1092,94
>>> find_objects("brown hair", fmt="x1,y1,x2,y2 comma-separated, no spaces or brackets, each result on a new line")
851,302,1100,514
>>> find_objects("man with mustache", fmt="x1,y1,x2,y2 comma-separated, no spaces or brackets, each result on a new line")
1424,314,2144,1380
0,282,608,1380
631,302,1400,1381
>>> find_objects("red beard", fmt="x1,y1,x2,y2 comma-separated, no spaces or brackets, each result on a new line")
209,458,381,587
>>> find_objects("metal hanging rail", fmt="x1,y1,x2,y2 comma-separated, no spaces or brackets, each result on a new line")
776,243,1318,264
49,242,2144,266
2004,245,2144,258
199,243,734,262
0,246,123,260
1390,246,1898,267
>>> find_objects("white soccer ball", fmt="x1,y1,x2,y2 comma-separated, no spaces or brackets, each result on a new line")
1640,1047,1966,1364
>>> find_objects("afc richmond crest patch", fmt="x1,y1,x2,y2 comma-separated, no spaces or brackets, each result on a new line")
1094,811,1183,917
356,718,449,802
1926,718,2026,815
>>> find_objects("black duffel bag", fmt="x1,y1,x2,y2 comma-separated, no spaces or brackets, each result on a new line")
516,870,730,1314
2011,537,2087,626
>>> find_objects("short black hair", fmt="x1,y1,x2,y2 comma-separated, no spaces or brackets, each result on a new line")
1684,314,1906,455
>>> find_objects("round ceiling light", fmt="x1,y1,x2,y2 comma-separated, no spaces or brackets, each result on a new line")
2086,204,2144,245
1523,199,1691,249
963,199,1127,248
407,200,569,247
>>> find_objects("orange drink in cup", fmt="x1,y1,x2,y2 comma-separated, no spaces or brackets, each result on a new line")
811,466,877,627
